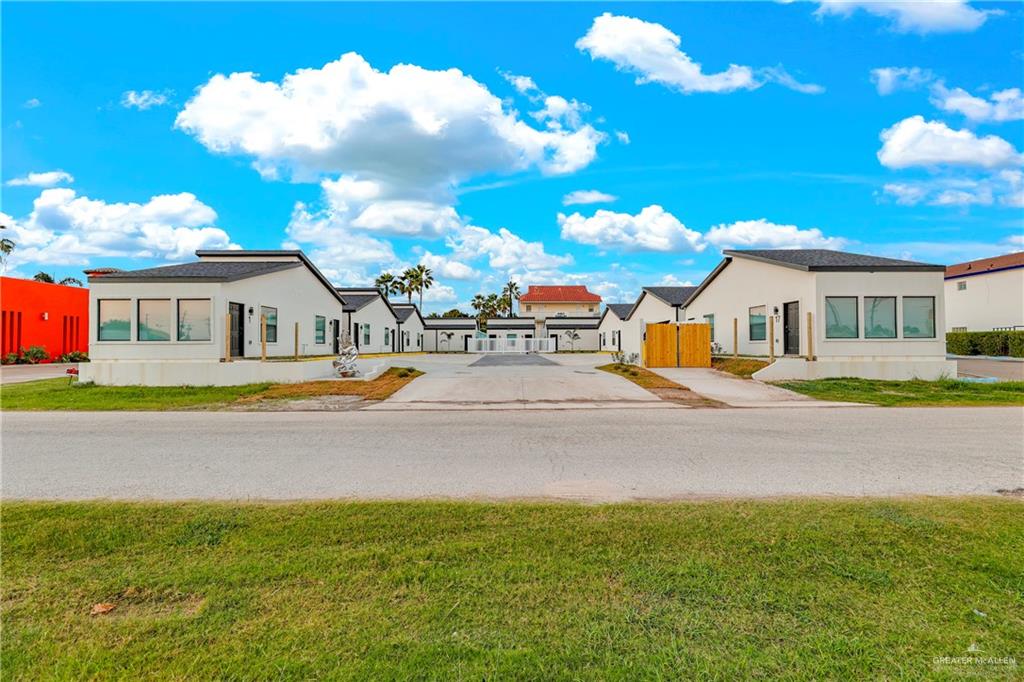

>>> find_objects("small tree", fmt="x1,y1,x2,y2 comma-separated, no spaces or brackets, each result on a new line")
33,272,55,283
563,329,581,351
59,277,83,287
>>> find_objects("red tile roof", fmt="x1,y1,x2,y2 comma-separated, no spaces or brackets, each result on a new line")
519,285,602,303
945,251,1024,279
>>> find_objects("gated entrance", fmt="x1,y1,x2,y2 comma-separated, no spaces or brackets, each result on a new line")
643,322,711,368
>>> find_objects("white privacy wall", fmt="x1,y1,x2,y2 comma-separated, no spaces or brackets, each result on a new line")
944,268,1024,332
349,297,398,354
88,264,347,361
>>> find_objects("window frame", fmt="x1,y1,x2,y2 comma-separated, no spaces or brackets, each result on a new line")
864,296,897,339
703,314,715,342
957,281,967,291
748,305,767,342
824,296,859,340
314,315,326,344
362,323,371,346
97,298,132,342
176,298,212,342
260,306,278,343
902,296,936,339
137,298,173,342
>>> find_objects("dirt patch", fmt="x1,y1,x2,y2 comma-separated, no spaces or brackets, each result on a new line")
232,367,423,408
228,395,367,412
712,357,770,379
597,363,726,407
90,588,206,620
996,488,1024,498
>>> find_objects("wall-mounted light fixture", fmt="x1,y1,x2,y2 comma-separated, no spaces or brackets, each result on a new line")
773,306,779,316
41,312,49,321
247,306,254,316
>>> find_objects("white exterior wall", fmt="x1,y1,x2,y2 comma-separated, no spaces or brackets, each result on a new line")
521,301,600,318
944,268,1024,331
349,297,398,354
619,294,680,361
598,312,627,351
549,328,599,351
422,327,476,351
397,313,425,352
683,259,816,357
88,264,345,362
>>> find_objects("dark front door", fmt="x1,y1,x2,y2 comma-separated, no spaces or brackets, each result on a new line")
229,302,245,357
783,301,800,355
550,334,559,351
332,319,341,353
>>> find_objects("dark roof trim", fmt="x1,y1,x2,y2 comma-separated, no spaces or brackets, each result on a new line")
678,257,733,311
335,287,400,319
194,250,349,306
423,318,477,329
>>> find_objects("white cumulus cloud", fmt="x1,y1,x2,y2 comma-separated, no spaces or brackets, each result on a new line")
562,190,618,206
6,170,75,187
558,205,704,253
814,1,994,34
877,116,1023,169
576,13,822,95
448,225,573,273
121,89,172,110
870,66,934,95
420,251,480,280
1,188,234,268
931,84,1024,123
704,219,847,250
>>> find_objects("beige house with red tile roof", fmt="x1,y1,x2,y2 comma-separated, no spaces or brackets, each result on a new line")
519,285,602,320
944,251,1024,332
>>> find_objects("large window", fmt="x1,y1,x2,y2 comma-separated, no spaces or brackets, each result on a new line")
749,305,767,341
824,297,858,339
703,314,715,342
384,327,391,346
865,297,896,338
97,299,131,341
261,306,278,343
177,299,211,341
362,324,371,346
903,297,936,338
137,299,171,341
315,315,326,344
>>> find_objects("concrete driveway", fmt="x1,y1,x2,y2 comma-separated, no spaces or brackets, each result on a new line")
0,363,77,385
369,353,672,410
649,367,862,407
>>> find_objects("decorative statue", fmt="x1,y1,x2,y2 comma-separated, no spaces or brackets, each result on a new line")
333,330,360,377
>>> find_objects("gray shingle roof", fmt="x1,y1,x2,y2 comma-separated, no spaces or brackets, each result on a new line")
486,317,535,329
92,260,300,282
642,286,699,307
423,317,477,329
545,318,600,329
392,305,419,323
335,288,382,312
727,249,943,271
606,303,634,319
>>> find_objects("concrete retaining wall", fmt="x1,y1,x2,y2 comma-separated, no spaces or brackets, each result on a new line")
78,358,386,386
753,357,958,381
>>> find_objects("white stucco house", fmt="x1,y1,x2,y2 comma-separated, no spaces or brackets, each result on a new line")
545,316,600,351
598,303,635,352
82,249,350,385
619,286,697,361
682,249,955,380
336,288,400,354
422,317,478,351
393,303,426,352
484,317,536,347
944,251,1024,332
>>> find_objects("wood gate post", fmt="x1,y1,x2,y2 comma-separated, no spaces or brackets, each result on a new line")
768,316,775,362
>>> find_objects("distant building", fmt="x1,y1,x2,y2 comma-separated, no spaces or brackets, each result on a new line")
1,276,88,363
944,252,1024,332
518,285,602,348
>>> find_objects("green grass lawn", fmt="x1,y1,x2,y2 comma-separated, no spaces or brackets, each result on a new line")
1,368,423,410
776,377,1024,406
1,378,270,411
3,499,1021,679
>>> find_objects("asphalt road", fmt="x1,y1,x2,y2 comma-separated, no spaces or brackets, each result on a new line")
4,408,1022,500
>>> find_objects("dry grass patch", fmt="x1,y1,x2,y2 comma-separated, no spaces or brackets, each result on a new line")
597,363,725,407
237,367,423,404
712,356,770,378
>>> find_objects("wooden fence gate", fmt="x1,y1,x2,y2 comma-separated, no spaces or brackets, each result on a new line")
643,323,711,368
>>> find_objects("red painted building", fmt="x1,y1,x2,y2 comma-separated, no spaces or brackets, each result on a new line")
1,277,89,362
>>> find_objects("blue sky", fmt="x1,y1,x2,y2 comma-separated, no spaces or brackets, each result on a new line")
3,1,1022,312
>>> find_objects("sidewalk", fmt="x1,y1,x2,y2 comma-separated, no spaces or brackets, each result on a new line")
953,357,1024,382
649,367,866,408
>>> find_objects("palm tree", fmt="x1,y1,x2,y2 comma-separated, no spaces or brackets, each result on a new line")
400,268,418,304
496,297,510,318
0,224,14,271
413,264,434,309
374,272,399,297
501,280,521,317
33,272,55,283
484,293,501,319
471,294,486,317
59,277,83,287
563,329,581,351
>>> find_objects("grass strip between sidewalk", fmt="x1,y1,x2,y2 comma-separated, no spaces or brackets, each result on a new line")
776,377,1024,407
1,367,422,411
2,499,1021,679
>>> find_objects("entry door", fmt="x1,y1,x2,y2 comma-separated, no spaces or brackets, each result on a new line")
332,319,341,353
783,301,800,355
229,302,245,357
549,334,559,351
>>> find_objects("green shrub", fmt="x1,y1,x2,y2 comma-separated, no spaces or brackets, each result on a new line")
56,351,89,363
20,346,50,364
946,331,1024,357
2,352,19,365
